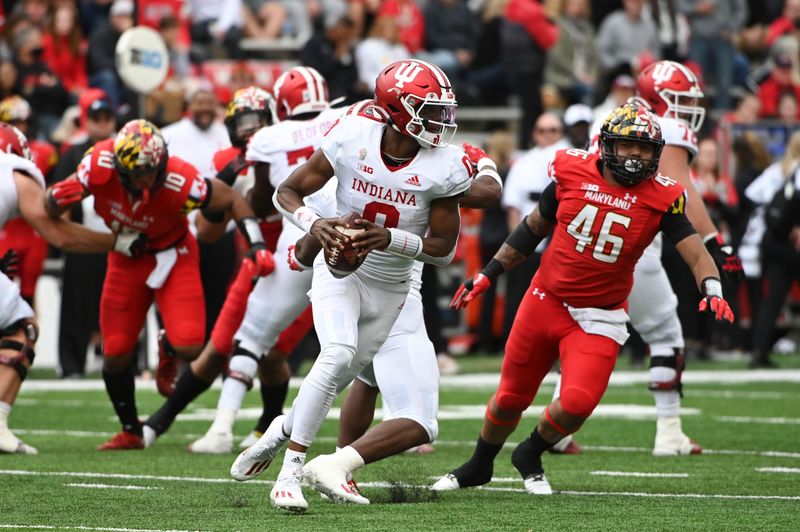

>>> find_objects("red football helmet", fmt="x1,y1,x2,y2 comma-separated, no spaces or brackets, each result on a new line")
637,60,705,132
272,66,329,121
224,86,276,147
0,123,32,161
374,59,457,149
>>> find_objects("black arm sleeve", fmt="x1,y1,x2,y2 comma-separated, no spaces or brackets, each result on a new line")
660,207,697,245
538,181,558,221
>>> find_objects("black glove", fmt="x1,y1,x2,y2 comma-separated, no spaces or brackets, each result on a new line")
216,155,252,186
704,234,744,286
0,249,19,277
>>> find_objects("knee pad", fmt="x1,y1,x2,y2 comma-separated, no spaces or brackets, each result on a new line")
559,386,598,418
226,347,260,390
0,319,37,381
648,349,685,395
313,344,356,392
495,390,531,416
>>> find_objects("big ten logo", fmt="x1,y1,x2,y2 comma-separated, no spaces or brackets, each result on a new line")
581,182,600,192
358,162,374,174
130,48,163,69
394,62,423,89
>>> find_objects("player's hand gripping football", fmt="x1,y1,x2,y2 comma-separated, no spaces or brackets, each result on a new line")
350,218,390,258
113,232,149,258
246,244,275,277
698,278,734,323
310,217,348,256
704,233,744,286
451,273,492,309
46,178,84,210
0,249,20,277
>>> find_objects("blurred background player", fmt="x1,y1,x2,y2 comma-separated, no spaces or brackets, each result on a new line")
0,123,137,454
433,104,734,495
43,119,273,450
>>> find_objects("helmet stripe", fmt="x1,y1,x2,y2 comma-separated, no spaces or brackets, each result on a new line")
411,59,450,88
296,67,317,102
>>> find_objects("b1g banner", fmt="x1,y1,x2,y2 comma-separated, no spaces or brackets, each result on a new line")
115,26,169,94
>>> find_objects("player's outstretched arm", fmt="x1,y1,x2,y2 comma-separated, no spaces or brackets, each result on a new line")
43,173,88,219
18,172,117,253
249,162,276,220
674,233,734,323
460,142,502,209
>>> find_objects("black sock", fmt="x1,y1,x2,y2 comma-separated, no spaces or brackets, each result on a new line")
451,436,503,487
511,429,554,477
254,380,289,433
146,369,212,435
103,366,141,436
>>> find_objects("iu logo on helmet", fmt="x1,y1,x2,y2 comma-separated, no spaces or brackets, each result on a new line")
394,62,423,89
651,62,677,85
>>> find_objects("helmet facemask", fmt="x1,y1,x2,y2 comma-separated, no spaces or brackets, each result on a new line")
226,111,268,148
400,94,457,149
600,134,663,187
660,88,706,132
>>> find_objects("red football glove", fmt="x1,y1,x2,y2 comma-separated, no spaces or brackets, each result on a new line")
698,278,734,323
47,179,84,209
462,142,489,169
451,273,492,310
287,244,306,271
247,245,275,277
0,249,20,277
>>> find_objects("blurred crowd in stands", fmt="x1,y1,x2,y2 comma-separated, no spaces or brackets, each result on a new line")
0,0,798,374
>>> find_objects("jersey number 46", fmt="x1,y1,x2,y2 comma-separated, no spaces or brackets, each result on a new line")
566,204,631,264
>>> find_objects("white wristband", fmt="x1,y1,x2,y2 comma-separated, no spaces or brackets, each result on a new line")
293,206,321,234
476,167,503,189
476,157,497,172
385,228,422,259
702,277,723,298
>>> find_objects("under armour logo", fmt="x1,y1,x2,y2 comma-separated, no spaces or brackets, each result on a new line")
624,193,637,203
394,62,423,89
532,288,545,300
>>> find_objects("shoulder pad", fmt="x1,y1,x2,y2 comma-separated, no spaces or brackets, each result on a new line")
86,139,116,186
658,116,698,158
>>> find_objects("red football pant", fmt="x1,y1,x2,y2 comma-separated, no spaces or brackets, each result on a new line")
0,218,47,300
100,235,206,357
497,279,620,419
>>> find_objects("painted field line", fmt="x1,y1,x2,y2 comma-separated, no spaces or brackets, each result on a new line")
591,471,689,478
715,416,800,425
0,526,202,532
757,467,800,474
65,482,163,491
0,469,272,486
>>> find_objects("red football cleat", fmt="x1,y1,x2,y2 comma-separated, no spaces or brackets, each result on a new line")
156,329,177,397
97,431,144,451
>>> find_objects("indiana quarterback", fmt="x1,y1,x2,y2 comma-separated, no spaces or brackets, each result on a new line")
432,104,734,495
231,59,472,512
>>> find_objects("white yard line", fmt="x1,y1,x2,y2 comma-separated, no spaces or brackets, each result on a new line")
715,416,800,425
0,526,202,532
17,369,800,393
757,467,800,474
591,471,690,478
0,469,272,486
65,483,163,491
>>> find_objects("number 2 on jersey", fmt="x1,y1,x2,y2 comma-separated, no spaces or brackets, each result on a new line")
566,204,630,264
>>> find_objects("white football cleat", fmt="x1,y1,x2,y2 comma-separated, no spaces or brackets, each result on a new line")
270,471,308,513
142,425,157,449
303,454,370,505
188,430,233,454
430,473,461,491
239,431,262,449
230,415,287,481
522,473,553,495
0,428,38,455
653,417,702,456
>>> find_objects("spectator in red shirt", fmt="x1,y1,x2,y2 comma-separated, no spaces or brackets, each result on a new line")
43,2,88,95
757,53,800,119
378,0,425,54
765,0,800,47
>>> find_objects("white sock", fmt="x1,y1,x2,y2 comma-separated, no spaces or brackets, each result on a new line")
649,367,680,418
0,401,10,430
209,409,236,434
281,449,306,477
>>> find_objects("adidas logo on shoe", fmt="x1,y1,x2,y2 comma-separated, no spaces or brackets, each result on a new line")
405,175,421,186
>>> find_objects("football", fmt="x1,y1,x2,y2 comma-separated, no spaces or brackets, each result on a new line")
325,211,366,278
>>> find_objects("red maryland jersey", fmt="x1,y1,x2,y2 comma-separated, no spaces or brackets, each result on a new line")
536,148,685,309
77,139,208,250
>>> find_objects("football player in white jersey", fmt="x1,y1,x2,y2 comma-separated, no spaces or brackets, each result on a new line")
552,60,744,456
230,59,472,512
0,124,144,454
141,68,340,449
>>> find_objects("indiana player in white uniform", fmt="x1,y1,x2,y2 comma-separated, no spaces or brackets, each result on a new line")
0,124,142,454
231,59,472,512
553,61,744,456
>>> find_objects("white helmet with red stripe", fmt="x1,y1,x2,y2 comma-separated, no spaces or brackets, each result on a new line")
272,66,329,121
636,60,706,132
374,59,457,149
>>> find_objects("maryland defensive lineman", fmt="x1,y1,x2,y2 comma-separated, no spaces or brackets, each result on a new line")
44,119,273,450
0,123,134,454
432,104,734,495
231,59,472,512
552,61,744,456
141,71,338,450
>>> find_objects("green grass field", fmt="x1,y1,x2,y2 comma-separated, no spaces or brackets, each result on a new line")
2,359,800,531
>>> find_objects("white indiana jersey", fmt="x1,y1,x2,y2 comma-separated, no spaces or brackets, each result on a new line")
320,112,471,283
247,106,342,216
0,154,45,228
588,115,698,159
